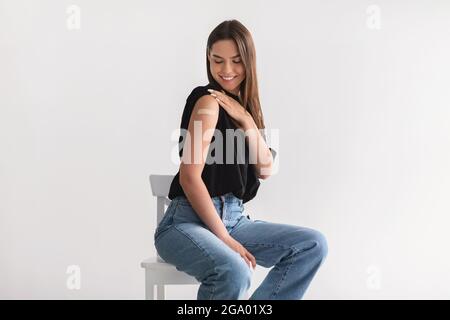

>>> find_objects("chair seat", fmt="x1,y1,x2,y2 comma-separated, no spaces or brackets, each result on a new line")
140,256,175,269
141,256,199,285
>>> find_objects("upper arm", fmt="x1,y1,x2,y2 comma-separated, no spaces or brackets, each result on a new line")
179,95,220,183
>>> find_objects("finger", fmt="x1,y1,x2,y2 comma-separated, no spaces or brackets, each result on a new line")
244,250,256,269
215,97,228,108
247,252,256,269
241,255,251,268
208,91,221,101
220,93,230,103
208,88,224,95
207,89,221,97
241,251,253,269
211,90,229,102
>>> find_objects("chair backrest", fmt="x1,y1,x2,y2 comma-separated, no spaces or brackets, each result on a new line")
149,174,175,225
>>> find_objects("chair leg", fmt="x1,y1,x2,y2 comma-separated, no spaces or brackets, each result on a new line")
156,285,165,300
145,284,154,300
145,278,154,300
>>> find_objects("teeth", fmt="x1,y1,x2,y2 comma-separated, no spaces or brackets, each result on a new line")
221,76,235,80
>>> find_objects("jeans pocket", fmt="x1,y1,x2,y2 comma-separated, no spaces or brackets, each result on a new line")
154,224,172,245
154,201,177,241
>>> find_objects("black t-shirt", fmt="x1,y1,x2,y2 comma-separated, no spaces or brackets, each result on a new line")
168,81,272,204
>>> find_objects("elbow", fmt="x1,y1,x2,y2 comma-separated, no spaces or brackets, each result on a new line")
257,156,274,180
257,166,273,180
179,170,202,189
258,173,271,180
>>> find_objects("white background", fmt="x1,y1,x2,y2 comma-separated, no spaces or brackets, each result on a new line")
1,0,450,299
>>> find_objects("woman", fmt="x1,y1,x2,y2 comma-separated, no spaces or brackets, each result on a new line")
154,20,327,300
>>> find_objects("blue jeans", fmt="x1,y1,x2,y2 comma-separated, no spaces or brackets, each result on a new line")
154,192,328,300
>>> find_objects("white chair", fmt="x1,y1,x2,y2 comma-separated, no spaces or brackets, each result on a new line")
140,174,199,300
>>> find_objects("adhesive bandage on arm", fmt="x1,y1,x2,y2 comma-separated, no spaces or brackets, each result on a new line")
197,108,218,116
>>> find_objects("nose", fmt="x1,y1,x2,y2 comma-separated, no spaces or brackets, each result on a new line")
222,61,233,74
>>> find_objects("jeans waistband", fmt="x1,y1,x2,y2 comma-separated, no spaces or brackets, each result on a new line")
213,192,243,205
172,192,243,207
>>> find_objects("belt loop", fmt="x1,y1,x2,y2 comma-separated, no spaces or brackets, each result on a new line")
220,195,226,218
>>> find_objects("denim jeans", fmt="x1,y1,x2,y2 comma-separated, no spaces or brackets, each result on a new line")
154,192,328,300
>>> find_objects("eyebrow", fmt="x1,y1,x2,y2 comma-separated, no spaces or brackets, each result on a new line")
212,54,241,59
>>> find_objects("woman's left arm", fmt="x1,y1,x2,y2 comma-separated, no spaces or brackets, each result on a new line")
241,117,274,180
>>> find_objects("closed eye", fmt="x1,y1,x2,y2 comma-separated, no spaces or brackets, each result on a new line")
214,60,241,64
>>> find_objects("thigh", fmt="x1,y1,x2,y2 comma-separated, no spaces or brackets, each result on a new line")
155,221,246,281
229,217,327,268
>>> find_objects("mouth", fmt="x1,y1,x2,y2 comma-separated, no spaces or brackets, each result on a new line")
219,75,237,82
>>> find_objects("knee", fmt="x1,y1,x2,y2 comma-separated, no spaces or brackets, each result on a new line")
219,259,252,292
299,228,328,261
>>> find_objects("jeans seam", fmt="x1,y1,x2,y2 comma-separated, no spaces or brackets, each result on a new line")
240,243,305,299
172,224,217,299
271,248,302,298
239,242,294,251
154,201,180,243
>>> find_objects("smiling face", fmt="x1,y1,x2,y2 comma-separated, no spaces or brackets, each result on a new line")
208,39,245,96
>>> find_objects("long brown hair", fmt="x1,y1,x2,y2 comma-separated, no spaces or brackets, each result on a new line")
206,20,265,130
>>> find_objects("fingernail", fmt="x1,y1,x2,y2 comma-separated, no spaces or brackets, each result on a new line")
210,93,217,97
207,89,213,92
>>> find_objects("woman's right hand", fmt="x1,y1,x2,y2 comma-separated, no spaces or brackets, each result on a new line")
221,234,256,270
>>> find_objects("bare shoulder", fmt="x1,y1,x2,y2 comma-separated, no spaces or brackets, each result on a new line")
191,94,219,117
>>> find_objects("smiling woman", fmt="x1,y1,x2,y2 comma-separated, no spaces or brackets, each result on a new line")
206,22,265,130
154,19,328,301
208,42,244,95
